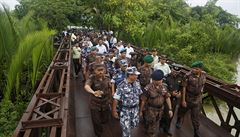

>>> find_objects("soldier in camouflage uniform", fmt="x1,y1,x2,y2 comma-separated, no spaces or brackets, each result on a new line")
112,67,142,137
176,61,206,137
88,54,106,75
84,46,97,80
139,55,154,89
160,64,183,136
129,52,138,67
140,70,173,137
84,64,112,137
137,48,150,68
104,53,115,77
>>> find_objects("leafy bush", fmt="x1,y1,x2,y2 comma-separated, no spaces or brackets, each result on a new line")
0,100,28,137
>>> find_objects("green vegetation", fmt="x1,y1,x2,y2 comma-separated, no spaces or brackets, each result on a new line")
0,0,240,136
0,5,55,136
15,0,240,81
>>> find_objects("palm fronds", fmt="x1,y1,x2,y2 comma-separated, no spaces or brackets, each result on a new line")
4,29,55,101
0,6,18,61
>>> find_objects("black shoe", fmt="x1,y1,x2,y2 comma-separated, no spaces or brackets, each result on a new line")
176,118,182,129
163,129,172,136
194,130,200,137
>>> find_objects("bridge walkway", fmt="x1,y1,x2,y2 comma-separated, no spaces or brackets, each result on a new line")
72,73,232,137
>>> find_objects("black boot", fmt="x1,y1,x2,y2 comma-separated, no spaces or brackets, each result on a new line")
176,117,182,129
194,129,200,137
163,128,172,136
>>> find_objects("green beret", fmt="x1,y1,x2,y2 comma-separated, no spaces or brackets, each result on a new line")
90,46,97,51
143,55,154,63
191,61,203,68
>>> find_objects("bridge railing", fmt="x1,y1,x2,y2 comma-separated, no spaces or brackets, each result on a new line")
178,66,240,137
12,37,74,137
133,46,240,137
12,32,240,137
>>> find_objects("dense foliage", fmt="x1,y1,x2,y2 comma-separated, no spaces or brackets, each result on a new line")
0,5,55,136
0,0,240,136
15,0,240,82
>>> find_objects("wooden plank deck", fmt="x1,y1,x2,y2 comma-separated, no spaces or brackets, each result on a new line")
71,73,233,137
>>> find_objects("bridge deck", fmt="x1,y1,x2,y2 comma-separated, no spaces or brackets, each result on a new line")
72,73,233,137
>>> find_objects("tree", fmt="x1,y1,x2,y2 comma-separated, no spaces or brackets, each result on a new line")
15,0,81,30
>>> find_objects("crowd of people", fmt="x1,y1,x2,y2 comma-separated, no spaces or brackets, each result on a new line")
63,29,207,137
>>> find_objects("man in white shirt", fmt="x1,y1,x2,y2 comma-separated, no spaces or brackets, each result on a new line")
116,41,124,54
125,43,134,58
110,35,117,48
103,36,110,50
96,39,107,54
153,55,171,76
151,48,159,69
72,43,81,78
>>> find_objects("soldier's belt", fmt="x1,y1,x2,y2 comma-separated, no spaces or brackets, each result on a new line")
147,104,163,109
121,104,138,109
186,93,201,98
92,96,109,102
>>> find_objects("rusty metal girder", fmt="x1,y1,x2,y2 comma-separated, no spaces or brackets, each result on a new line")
22,119,63,129
12,38,72,137
13,33,240,137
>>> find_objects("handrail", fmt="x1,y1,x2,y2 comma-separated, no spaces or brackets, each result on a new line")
12,31,240,137
133,45,240,137
12,37,73,137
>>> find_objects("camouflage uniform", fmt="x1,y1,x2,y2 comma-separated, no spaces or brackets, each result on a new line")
129,52,138,67
160,72,183,133
111,68,127,86
115,58,130,69
81,46,90,59
86,54,96,68
85,54,96,78
85,74,112,137
138,66,153,88
177,70,206,137
113,79,143,137
142,83,170,137
105,60,115,77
